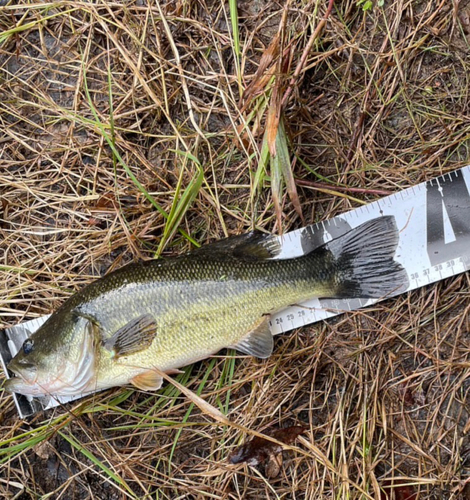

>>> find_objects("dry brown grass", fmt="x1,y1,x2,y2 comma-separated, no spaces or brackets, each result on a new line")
0,0,469,498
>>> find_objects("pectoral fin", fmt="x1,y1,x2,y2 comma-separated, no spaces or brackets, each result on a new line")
131,370,163,391
103,314,158,359
230,316,273,359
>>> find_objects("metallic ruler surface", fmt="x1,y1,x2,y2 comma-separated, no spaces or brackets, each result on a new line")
2,166,470,417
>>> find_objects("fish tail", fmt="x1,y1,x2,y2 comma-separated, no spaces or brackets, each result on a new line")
319,216,409,298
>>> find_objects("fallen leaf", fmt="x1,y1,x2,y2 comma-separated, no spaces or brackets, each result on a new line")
266,85,282,158
94,192,116,210
229,426,306,478
380,479,418,500
242,33,280,107
34,439,55,460
87,217,101,227
458,4,470,37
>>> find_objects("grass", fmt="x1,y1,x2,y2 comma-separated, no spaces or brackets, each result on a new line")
0,0,470,498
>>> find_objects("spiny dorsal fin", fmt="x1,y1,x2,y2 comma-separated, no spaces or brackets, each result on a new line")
230,316,273,359
103,314,158,359
131,370,163,391
189,232,281,261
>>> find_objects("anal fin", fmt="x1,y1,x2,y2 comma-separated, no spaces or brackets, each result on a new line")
230,316,273,359
131,370,163,391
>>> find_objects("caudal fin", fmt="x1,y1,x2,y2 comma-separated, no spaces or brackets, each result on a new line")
323,216,409,299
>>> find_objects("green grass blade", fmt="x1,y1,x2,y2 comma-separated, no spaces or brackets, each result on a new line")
168,358,217,467
229,0,241,87
269,130,284,230
0,430,54,462
0,9,77,45
275,118,303,222
107,65,117,170
216,351,236,414
252,129,270,203
58,430,135,497
81,61,199,248
156,151,204,256
228,0,240,59
229,0,240,58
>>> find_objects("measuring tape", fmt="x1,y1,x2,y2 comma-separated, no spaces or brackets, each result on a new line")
269,165,470,334
2,166,470,417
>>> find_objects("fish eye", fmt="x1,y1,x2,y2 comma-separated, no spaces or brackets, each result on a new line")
22,339,34,355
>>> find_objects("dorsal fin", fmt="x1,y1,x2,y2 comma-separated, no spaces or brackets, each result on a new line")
188,232,282,261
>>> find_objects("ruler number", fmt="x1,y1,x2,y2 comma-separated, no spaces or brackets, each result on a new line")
426,170,470,266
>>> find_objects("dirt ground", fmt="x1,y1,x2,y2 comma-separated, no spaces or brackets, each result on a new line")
0,0,470,498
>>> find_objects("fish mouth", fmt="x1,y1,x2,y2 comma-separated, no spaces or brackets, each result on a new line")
4,374,44,396
5,340,96,398
4,359,41,395
7,359,37,382
4,364,71,397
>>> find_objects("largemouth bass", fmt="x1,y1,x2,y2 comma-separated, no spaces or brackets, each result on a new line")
5,216,408,397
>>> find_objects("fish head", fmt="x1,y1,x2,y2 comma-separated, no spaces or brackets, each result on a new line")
5,313,98,397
